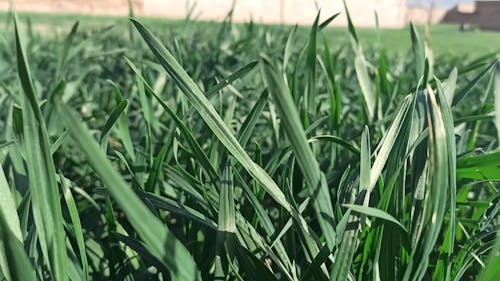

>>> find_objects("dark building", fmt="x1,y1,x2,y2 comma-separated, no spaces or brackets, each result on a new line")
441,0,500,31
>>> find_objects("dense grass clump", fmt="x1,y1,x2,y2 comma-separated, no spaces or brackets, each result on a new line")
0,7,499,281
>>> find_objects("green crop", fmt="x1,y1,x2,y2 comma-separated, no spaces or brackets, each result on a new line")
0,5,499,281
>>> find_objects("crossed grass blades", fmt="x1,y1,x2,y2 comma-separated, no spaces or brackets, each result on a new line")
0,4,499,281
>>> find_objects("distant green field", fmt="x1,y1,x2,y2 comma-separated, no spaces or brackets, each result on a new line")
350,24,500,56
1,11,499,57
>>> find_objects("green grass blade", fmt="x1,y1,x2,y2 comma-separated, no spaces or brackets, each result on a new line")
477,235,500,281
206,60,258,98
0,166,21,241
404,87,452,281
329,128,371,281
305,11,319,117
233,170,293,272
494,66,500,143
124,57,219,181
343,2,375,121
100,99,128,144
0,165,23,279
456,151,500,180
131,19,292,212
108,82,136,161
360,126,371,197
308,135,360,154
342,204,407,232
283,25,298,72
433,78,458,281
57,103,202,281
452,60,497,107
215,162,236,277
55,21,79,81
59,173,89,281
443,68,458,106
370,96,412,190
354,49,376,122
237,89,269,147
343,0,358,44
260,57,336,249
0,208,36,281
329,214,358,281
15,18,68,281
144,142,169,193
410,22,425,79
139,191,217,229
319,13,340,30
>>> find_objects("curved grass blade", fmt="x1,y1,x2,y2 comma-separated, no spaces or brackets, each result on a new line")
308,135,360,154
131,19,292,212
139,191,217,229
57,103,202,281
342,204,407,233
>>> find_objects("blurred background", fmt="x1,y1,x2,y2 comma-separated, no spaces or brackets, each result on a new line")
0,0,499,30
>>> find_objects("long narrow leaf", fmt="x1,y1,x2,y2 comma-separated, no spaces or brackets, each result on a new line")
260,57,336,249
131,19,292,212
15,18,68,281
57,103,202,281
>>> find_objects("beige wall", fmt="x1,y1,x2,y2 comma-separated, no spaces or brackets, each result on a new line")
0,0,408,28
143,0,407,27
0,0,142,16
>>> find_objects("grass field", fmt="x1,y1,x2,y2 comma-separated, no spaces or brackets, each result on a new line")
2,11,500,56
0,7,499,281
